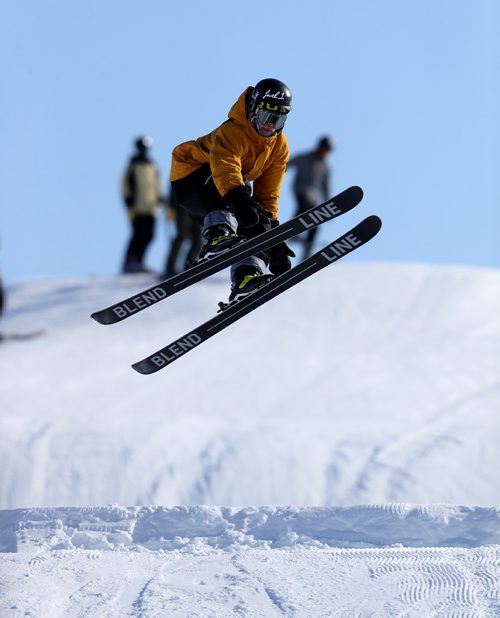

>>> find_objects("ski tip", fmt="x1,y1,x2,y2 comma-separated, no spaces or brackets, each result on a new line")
352,185,364,203
356,214,382,238
345,185,363,199
335,185,364,209
368,214,382,229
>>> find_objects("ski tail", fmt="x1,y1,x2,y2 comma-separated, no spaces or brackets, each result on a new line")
132,215,382,374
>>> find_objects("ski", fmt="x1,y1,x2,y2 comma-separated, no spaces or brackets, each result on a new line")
0,330,45,343
91,185,363,325
132,215,382,374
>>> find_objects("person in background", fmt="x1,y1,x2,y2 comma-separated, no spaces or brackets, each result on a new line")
121,136,163,274
287,135,334,259
162,192,202,278
170,78,295,303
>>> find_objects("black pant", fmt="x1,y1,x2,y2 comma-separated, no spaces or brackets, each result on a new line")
295,193,320,244
171,164,272,264
294,193,320,259
125,214,155,264
171,164,226,224
165,210,202,274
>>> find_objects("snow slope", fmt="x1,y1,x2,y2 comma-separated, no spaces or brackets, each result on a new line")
1,263,499,508
1,261,500,615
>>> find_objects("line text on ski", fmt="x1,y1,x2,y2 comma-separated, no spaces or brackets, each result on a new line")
298,202,343,229
321,233,362,261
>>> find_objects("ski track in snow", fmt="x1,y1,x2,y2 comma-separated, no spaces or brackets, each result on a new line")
1,504,500,615
335,381,500,505
1,545,499,616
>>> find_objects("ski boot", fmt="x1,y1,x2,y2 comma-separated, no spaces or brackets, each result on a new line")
197,225,243,263
218,265,274,311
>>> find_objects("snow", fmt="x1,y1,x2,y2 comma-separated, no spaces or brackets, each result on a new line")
1,260,500,615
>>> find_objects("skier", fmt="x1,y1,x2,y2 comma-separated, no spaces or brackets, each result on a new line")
287,136,334,259
121,136,163,274
170,78,295,302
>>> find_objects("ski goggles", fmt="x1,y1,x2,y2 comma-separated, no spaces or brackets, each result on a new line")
253,108,289,136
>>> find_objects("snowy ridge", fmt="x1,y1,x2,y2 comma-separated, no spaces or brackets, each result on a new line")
2,504,499,553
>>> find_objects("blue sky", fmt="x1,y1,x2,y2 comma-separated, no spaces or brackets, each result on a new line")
1,0,498,283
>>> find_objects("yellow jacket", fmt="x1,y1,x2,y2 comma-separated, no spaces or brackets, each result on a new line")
170,87,289,219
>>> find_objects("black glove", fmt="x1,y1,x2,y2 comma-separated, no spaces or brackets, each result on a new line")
223,186,271,229
268,241,296,276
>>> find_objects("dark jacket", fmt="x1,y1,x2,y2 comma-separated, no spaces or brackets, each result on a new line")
287,150,330,205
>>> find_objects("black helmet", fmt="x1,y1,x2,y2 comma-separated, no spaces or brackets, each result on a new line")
317,136,334,152
248,78,292,137
135,136,153,152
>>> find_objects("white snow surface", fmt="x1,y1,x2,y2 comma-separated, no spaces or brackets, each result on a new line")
1,262,500,616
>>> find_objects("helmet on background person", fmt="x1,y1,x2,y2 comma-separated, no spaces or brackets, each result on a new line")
134,136,154,153
317,135,334,153
247,78,292,138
